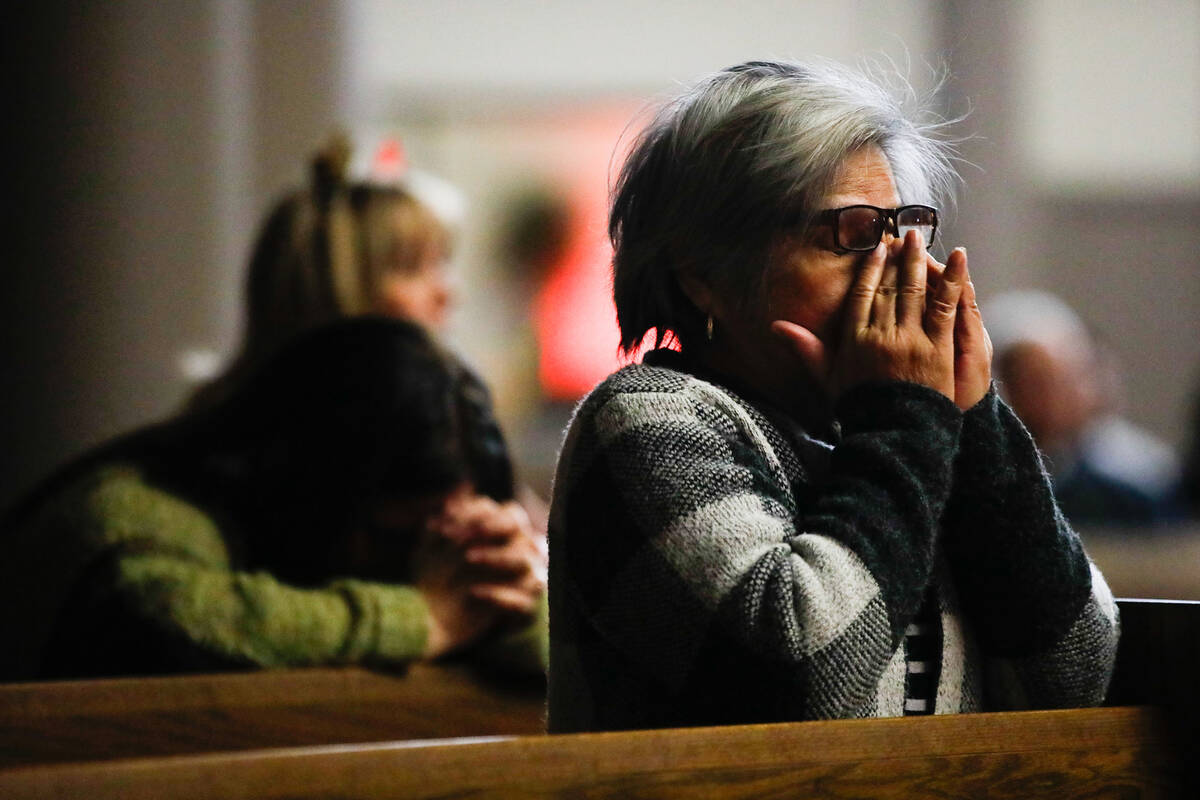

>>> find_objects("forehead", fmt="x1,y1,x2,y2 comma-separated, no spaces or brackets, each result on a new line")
822,145,900,208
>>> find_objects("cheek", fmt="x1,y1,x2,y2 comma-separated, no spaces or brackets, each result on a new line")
767,269,856,342
378,277,416,314
379,276,443,325
763,238,860,343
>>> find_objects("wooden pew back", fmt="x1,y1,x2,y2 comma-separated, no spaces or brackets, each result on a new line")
0,663,544,767
0,706,1182,799
2,598,1195,798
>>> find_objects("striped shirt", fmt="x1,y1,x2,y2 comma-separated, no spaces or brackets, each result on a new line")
903,589,943,715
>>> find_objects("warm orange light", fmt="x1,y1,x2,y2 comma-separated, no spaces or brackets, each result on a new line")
528,107,646,401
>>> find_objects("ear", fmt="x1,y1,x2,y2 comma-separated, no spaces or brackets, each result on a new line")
677,272,713,316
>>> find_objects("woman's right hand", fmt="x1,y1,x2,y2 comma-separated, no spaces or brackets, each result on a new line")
414,494,547,659
775,230,966,402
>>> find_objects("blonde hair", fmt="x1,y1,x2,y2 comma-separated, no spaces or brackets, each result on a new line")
192,136,451,409
241,135,451,363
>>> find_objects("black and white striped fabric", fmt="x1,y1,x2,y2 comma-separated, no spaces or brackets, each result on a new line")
903,590,943,715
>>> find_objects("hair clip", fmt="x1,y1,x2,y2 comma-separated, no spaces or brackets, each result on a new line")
370,138,410,183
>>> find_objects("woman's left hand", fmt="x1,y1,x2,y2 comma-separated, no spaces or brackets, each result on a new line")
943,248,992,410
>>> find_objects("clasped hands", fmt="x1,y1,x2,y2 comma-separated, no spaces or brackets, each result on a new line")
415,493,547,659
773,231,992,412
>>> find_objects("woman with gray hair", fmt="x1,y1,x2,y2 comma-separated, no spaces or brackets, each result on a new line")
547,60,1118,732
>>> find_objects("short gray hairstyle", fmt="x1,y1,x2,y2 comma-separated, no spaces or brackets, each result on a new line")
610,59,960,354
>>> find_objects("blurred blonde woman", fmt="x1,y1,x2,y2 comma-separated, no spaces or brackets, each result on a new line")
196,136,457,409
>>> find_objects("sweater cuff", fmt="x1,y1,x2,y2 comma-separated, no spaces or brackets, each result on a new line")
952,383,1051,498
941,385,1094,655
835,380,963,436
959,383,1003,442
333,580,429,664
470,591,549,675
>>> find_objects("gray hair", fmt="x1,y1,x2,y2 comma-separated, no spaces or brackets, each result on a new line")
610,59,960,353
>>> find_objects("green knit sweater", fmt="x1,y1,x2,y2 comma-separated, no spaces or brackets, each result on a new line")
0,463,547,680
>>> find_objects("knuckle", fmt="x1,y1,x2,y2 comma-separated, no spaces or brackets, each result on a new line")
928,297,957,317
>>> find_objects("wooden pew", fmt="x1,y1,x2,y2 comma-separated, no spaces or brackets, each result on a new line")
2,598,1194,798
0,662,544,768
0,706,1182,799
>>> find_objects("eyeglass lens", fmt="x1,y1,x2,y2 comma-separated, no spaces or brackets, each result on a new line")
838,206,936,251
895,206,936,247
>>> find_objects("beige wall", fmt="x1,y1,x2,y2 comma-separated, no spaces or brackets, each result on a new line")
941,1,1200,452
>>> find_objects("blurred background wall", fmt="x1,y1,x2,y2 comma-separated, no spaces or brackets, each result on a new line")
5,0,1199,524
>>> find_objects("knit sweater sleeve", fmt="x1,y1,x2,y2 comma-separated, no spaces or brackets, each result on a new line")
942,388,1119,709
73,467,431,669
551,369,962,723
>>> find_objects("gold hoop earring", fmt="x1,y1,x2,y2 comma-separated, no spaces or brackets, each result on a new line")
706,314,714,341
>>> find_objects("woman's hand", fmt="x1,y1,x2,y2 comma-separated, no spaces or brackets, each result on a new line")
434,494,547,613
774,230,966,402
920,247,993,411
946,248,992,410
416,494,547,659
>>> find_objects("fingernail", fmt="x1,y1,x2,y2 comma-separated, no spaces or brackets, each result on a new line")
954,246,967,256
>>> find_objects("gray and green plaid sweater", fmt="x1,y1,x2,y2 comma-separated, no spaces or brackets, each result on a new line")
547,350,1118,732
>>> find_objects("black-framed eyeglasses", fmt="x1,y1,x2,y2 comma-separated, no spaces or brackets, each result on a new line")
817,204,939,252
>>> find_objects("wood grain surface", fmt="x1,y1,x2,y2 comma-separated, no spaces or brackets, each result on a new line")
0,663,545,767
2,599,1195,798
0,706,1181,799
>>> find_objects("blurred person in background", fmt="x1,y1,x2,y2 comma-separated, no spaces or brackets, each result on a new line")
986,290,1182,527
0,318,546,680
548,59,1117,733
194,135,549,533
192,135,459,410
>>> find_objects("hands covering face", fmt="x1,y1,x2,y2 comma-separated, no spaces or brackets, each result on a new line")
414,492,547,659
772,230,992,411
